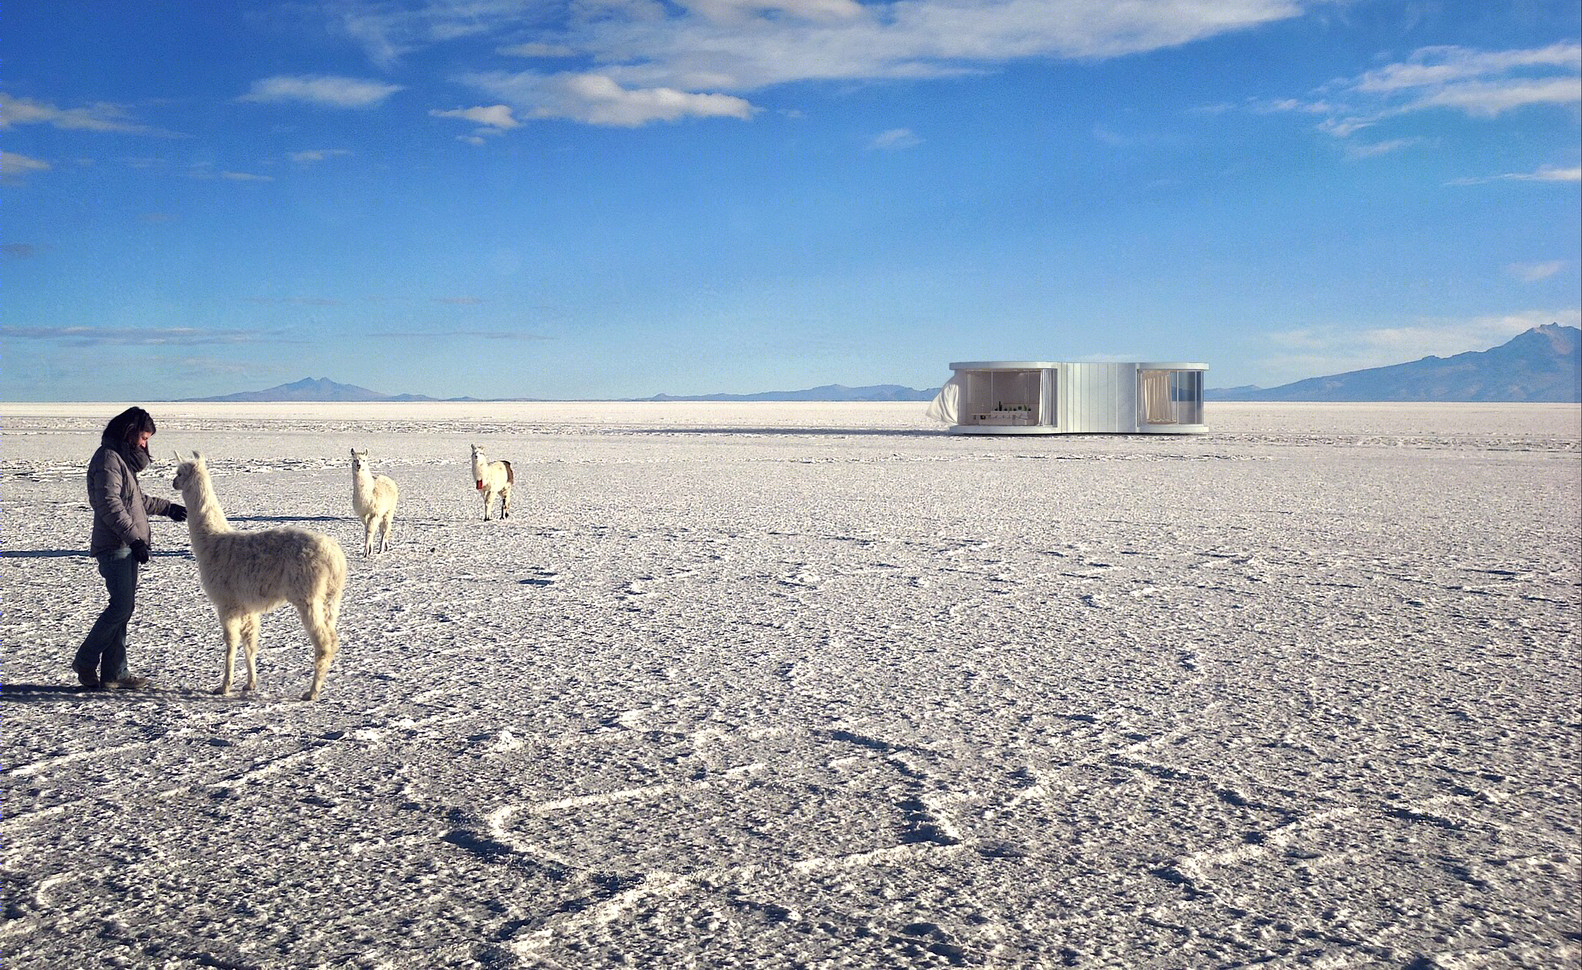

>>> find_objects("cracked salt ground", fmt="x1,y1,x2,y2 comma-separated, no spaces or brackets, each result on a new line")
2,401,1578,968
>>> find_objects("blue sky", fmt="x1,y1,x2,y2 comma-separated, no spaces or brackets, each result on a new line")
3,0,1578,401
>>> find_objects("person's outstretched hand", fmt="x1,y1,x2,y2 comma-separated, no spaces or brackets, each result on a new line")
168,504,187,522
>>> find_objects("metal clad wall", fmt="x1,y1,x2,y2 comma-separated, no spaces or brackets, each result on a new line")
1064,363,1136,433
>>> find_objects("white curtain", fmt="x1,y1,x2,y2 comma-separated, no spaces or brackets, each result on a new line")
925,376,961,424
1142,371,1174,424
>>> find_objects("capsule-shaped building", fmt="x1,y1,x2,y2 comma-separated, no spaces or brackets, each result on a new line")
929,361,1208,435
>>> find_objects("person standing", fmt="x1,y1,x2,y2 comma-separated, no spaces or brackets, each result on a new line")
72,407,187,690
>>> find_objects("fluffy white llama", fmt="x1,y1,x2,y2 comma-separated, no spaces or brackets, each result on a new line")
172,452,348,701
470,444,514,521
351,447,399,556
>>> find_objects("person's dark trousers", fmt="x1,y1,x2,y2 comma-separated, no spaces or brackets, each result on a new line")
74,551,139,681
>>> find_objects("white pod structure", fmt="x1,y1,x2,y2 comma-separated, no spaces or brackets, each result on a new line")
930,361,1208,435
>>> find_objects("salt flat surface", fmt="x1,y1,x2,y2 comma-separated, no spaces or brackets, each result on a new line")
3,402,1578,969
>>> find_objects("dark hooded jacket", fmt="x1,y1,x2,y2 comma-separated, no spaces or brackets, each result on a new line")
86,407,175,556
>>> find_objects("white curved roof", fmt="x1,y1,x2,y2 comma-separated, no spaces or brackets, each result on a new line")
949,361,1206,370
948,361,1059,370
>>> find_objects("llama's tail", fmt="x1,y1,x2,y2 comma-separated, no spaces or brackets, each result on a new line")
502,460,514,485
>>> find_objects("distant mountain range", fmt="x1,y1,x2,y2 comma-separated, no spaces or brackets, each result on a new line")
1207,324,1580,402
183,377,458,403
184,378,938,404
184,325,1579,404
643,384,938,403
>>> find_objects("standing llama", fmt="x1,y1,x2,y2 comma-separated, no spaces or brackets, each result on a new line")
470,444,514,521
351,447,399,556
172,452,347,701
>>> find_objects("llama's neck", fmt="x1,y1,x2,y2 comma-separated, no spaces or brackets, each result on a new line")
353,464,376,507
181,471,231,539
472,454,486,478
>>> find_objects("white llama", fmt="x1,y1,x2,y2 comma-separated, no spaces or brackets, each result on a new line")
470,444,514,521
351,447,399,556
172,452,348,701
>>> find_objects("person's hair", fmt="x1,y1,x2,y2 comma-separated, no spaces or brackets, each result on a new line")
103,407,157,445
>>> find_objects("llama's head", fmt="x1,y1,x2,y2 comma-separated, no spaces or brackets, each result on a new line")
172,451,207,493
470,443,484,460
352,448,369,472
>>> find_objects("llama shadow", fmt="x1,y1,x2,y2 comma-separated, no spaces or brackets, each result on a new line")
1,684,94,700
0,549,183,560
0,683,236,705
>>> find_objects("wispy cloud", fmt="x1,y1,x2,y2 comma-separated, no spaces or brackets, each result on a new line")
239,75,403,108
1,150,50,182
869,128,922,150
1447,164,1581,186
0,325,287,346
1507,261,1567,282
1264,42,1581,151
2,243,38,258
462,71,757,127
244,297,344,307
1257,309,1582,382
290,148,354,164
320,0,1311,127
373,328,552,341
431,104,521,143
1343,137,1423,159
498,42,579,59
0,92,174,135
1349,44,1581,116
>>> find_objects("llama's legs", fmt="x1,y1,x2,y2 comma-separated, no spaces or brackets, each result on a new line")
240,614,261,692
482,489,493,521
298,600,339,701
378,512,393,553
501,486,512,519
363,514,376,556
215,613,243,695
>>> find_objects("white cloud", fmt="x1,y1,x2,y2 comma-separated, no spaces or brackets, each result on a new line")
1279,43,1582,144
465,71,756,126
1258,309,1582,382
870,127,921,150
681,0,864,25
431,104,522,135
1352,44,1580,99
1416,77,1582,118
1,150,50,181
290,148,354,164
240,75,403,108
0,325,278,346
1507,261,1566,283
1447,164,1582,186
0,93,171,135
1343,137,1422,159
498,42,580,58
323,0,1312,126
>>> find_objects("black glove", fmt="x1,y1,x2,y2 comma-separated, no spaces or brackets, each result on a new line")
167,504,187,522
129,540,151,564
